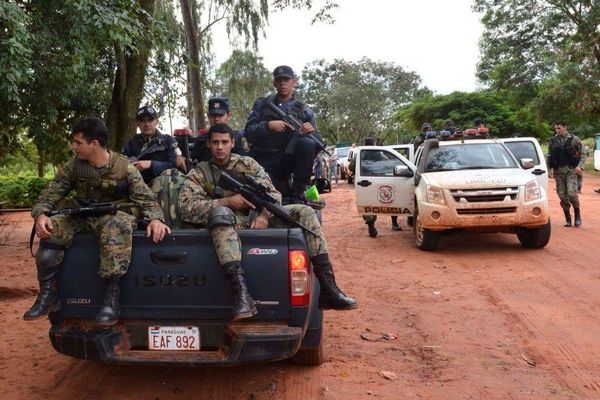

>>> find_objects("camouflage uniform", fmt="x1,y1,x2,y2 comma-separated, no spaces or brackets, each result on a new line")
179,154,328,265
32,151,164,278
548,134,583,211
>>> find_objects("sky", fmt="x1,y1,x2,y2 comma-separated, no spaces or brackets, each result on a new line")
213,0,485,95
164,0,485,132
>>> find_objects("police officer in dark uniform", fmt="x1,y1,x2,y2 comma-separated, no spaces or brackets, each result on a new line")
190,97,248,163
548,121,584,226
123,106,179,184
245,65,318,202
414,122,433,148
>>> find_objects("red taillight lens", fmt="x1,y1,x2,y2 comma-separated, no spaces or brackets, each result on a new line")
289,250,310,306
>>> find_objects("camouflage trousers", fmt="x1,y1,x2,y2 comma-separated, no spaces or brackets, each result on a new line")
554,166,579,210
46,211,137,279
210,204,328,265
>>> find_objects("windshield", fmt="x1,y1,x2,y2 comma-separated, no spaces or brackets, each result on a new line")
424,143,518,172
336,147,350,157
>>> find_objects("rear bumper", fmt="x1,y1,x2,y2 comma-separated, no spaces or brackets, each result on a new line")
49,319,303,366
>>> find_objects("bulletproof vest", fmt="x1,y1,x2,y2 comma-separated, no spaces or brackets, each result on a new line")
250,94,307,153
197,160,250,199
549,135,580,168
71,152,130,204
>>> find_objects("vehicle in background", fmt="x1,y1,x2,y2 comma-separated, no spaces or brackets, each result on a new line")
334,146,351,180
343,148,357,184
353,137,550,251
594,133,600,171
499,137,548,195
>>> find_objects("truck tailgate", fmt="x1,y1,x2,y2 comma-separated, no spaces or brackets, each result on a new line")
57,229,294,320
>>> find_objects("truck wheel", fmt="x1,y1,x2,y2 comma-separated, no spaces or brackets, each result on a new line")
413,207,440,251
517,220,551,249
291,341,323,366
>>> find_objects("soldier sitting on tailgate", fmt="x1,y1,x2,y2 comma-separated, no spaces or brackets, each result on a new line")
178,123,356,321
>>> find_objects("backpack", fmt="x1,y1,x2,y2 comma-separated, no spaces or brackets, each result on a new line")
150,168,187,229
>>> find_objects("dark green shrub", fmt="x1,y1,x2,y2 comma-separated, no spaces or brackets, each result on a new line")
0,176,51,208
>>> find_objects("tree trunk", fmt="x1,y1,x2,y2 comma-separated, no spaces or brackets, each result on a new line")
180,0,206,133
106,0,156,151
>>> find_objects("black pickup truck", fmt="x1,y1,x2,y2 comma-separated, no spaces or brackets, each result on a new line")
47,227,324,366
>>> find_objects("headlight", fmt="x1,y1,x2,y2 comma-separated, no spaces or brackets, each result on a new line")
426,185,446,205
525,180,541,202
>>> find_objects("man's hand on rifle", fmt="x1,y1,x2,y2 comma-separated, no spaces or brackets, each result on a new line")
219,194,255,211
250,209,270,230
146,219,171,243
35,214,53,239
175,155,187,173
268,120,293,133
299,122,315,135
133,160,152,171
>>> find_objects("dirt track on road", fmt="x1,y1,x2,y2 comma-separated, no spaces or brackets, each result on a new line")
2,175,600,400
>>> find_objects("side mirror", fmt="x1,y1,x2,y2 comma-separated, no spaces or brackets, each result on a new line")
520,158,535,169
394,165,414,178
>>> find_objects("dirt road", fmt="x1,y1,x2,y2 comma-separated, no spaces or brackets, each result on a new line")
2,176,600,400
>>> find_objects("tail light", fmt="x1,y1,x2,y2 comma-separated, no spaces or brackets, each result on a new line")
288,250,310,306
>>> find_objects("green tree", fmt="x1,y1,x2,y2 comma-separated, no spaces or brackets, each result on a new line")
396,90,552,140
211,50,271,128
301,58,425,145
474,0,600,135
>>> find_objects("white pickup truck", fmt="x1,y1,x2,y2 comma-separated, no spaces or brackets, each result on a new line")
354,137,550,250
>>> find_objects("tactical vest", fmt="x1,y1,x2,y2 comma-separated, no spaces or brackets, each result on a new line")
249,94,307,154
549,135,580,168
128,131,173,162
198,161,225,199
72,152,130,204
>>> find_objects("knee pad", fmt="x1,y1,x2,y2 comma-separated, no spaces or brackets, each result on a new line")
208,206,236,229
35,243,65,280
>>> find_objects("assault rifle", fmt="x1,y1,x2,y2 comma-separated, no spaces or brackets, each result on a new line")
129,142,165,162
45,202,136,218
265,100,329,156
30,202,137,256
217,170,319,237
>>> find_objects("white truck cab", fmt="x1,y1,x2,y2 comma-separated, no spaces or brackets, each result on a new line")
354,137,551,251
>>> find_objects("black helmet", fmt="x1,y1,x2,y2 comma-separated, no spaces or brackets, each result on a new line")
363,137,375,146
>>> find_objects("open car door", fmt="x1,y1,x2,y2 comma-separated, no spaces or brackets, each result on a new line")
354,146,416,218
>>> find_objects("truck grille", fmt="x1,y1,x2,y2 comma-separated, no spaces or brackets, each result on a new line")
457,207,517,215
450,187,519,203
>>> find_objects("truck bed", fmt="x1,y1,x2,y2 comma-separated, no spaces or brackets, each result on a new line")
48,228,323,365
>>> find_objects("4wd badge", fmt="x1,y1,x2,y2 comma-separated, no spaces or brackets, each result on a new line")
378,185,394,204
247,248,279,255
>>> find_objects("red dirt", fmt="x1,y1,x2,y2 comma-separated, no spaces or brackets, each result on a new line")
2,175,600,399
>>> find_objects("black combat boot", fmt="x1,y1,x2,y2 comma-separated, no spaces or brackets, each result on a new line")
23,278,59,320
312,254,357,310
563,208,572,227
23,243,63,321
367,222,378,238
224,262,257,321
95,277,121,326
574,208,582,227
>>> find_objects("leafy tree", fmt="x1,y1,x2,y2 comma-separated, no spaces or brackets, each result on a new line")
396,90,552,140
474,0,600,135
300,58,425,145
179,0,339,133
211,50,272,128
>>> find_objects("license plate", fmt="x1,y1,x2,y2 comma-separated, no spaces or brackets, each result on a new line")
148,326,200,351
